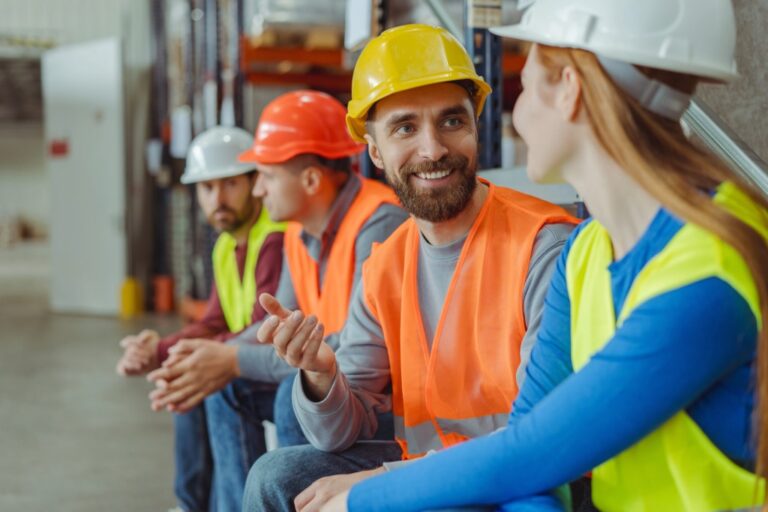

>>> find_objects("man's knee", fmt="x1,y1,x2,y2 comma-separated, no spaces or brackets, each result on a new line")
246,449,280,490
243,446,309,510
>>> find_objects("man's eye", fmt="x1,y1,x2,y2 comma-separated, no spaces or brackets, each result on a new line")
394,124,414,136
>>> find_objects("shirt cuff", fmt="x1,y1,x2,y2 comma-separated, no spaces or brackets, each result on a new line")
294,368,347,415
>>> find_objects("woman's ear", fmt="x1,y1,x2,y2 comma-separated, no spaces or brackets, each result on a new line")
558,65,583,121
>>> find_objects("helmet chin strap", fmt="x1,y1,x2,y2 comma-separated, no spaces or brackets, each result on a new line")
596,55,692,121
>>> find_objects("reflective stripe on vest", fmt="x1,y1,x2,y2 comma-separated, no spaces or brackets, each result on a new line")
364,179,578,459
393,413,510,454
284,177,399,335
567,181,767,511
213,206,287,332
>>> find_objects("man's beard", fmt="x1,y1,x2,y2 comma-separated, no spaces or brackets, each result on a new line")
209,200,254,233
387,154,476,223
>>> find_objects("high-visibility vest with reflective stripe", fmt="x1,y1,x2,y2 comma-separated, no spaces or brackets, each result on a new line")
213,205,287,333
285,177,399,335
567,181,767,511
363,180,577,459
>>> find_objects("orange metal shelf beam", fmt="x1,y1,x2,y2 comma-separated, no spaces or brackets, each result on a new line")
240,36,524,92
240,38,345,69
244,71,352,91
242,49,524,75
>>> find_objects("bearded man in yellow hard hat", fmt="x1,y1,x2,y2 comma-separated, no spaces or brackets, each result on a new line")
242,23,577,512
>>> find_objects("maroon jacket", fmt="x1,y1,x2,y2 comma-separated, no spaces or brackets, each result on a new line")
157,231,284,363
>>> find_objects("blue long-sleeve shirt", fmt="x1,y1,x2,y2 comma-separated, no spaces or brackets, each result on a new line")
349,209,758,511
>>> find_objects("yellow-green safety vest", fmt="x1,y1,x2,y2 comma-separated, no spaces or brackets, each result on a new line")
212,206,286,332
567,181,767,511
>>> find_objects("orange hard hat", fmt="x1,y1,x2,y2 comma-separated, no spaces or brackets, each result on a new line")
239,90,365,165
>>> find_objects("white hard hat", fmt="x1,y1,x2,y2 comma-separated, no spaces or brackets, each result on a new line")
492,0,738,81
180,126,256,184
491,0,738,120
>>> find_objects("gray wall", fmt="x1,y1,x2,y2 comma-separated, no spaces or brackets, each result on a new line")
698,0,768,163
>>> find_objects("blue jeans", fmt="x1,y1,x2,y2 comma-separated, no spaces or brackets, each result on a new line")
205,379,277,512
242,442,500,512
177,375,368,510
241,441,565,512
173,405,213,512
243,441,403,511
273,374,308,447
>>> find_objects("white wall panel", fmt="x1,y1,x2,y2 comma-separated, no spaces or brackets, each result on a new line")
43,38,126,314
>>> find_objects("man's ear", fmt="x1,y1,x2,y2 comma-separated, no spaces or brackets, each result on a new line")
558,65,583,121
300,165,323,195
364,133,385,169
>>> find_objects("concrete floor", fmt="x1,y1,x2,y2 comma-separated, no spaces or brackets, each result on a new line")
0,242,180,511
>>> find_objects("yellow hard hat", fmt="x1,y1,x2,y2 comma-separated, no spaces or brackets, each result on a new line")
346,24,492,143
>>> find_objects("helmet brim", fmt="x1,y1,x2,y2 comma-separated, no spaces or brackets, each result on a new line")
490,24,738,82
180,164,256,184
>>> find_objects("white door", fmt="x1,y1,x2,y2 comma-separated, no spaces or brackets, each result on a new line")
43,38,126,315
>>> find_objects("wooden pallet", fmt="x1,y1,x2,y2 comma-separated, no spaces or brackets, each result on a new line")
247,25,343,50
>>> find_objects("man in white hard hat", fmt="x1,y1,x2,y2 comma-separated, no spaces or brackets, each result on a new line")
115,126,286,512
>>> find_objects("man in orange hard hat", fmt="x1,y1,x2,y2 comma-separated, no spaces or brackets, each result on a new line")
147,90,408,510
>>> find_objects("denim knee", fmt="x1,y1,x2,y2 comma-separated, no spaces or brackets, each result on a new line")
243,449,297,511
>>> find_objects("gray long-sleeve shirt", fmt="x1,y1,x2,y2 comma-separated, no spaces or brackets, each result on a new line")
227,174,409,384
292,221,575,452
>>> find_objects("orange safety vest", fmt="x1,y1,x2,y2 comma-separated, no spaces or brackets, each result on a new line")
284,177,399,335
362,179,577,459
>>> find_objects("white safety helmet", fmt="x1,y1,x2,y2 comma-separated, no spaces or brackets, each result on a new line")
181,126,256,184
492,0,738,120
